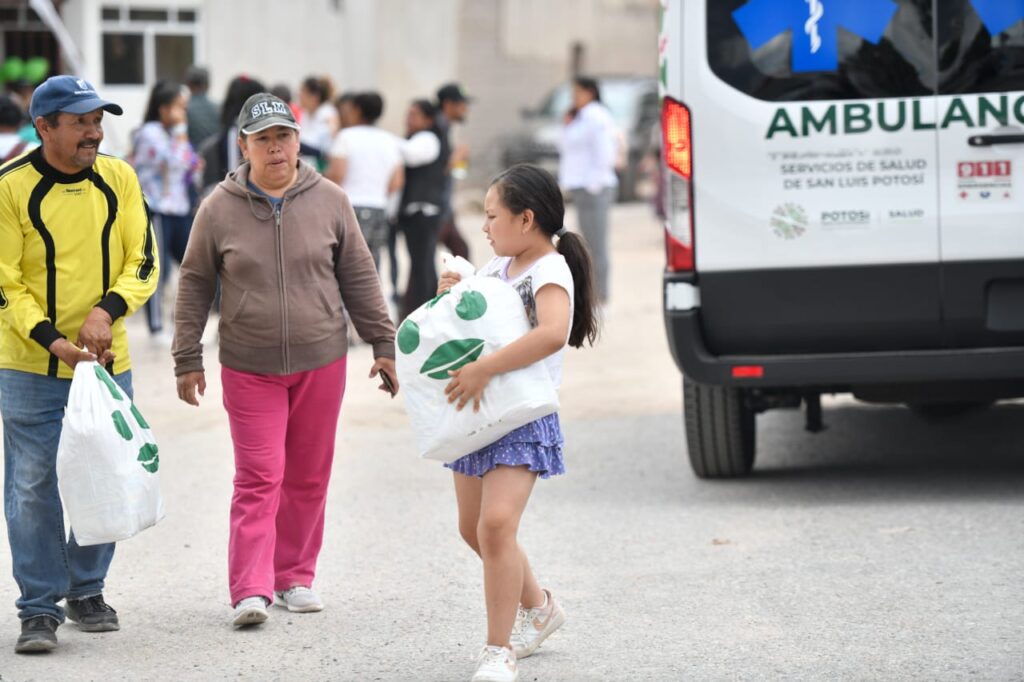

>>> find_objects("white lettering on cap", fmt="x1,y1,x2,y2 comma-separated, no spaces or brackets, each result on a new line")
250,101,290,119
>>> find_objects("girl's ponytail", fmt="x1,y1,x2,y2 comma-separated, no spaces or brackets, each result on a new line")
556,230,599,348
491,163,600,348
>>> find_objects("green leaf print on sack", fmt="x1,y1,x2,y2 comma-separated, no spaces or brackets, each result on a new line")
398,319,421,354
111,410,132,441
419,339,485,380
455,291,487,321
93,365,123,401
130,403,150,429
426,290,450,308
137,443,159,473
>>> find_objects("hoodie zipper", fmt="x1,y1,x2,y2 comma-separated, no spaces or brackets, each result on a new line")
274,202,290,373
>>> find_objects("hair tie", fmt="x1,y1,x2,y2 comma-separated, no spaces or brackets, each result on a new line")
556,227,568,238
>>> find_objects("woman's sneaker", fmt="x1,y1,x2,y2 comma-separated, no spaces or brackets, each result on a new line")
511,589,567,658
273,586,323,613
471,645,518,682
232,596,269,628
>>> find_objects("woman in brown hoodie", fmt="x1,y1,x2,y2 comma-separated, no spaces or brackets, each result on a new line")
172,93,398,628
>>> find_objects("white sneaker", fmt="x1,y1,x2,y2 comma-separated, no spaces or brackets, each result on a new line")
274,586,324,613
471,645,518,682
232,596,269,628
511,589,567,658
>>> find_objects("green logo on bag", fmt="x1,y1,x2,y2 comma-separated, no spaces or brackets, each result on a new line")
455,290,487,321
399,290,489,366
419,338,485,380
398,319,420,354
94,365,123,401
137,443,159,473
111,410,132,440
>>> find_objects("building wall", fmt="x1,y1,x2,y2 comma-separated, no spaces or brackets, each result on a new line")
456,0,659,186
30,0,656,173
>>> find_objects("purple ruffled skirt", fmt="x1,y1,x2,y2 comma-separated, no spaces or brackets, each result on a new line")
445,412,565,479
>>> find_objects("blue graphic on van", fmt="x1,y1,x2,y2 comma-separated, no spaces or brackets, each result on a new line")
971,0,1024,36
733,0,898,73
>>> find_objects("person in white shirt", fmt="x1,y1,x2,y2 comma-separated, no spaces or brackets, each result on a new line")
558,76,619,302
298,76,339,170
325,92,404,273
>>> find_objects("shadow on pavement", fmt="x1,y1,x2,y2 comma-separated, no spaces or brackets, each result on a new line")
567,402,1024,506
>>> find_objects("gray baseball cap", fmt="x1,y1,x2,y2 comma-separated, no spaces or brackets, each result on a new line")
237,92,300,135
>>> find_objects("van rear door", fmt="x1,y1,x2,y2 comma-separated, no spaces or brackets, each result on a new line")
935,1,1024,348
693,0,942,355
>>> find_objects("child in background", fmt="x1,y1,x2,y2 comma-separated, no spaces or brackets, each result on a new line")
435,164,599,682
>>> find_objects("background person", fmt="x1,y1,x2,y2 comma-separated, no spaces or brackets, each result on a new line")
184,65,219,151
131,80,199,339
398,98,448,318
325,91,403,273
558,76,617,303
297,75,338,170
435,82,472,260
0,75,157,653
173,93,397,629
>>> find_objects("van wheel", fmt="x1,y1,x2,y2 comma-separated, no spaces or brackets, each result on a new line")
683,377,756,478
907,401,993,421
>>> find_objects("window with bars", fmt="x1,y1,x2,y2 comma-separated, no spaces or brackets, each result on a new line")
100,5,199,86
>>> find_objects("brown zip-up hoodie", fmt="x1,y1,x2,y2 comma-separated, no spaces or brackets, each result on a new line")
172,160,395,377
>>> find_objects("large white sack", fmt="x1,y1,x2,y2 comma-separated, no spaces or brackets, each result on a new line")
396,260,559,463
56,361,164,546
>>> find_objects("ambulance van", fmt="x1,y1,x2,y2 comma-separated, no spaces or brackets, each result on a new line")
659,0,1024,477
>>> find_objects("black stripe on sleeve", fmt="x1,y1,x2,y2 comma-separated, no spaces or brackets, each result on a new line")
96,291,128,320
29,320,64,350
135,195,157,282
28,177,59,377
89,171,119,295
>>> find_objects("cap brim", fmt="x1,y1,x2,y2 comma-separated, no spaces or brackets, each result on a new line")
241,118,301,135
61,97,124,116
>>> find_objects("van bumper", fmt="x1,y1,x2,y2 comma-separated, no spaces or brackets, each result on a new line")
665,308,1024,389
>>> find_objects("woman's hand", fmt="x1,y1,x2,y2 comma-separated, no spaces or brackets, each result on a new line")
445,360,493,412
176,371,206,406
370,357,399,398
437,271,461,296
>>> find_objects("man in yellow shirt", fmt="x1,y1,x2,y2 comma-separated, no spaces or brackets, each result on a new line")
0,75,157,653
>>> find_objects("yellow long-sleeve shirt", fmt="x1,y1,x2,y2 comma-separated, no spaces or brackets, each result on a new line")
0,148,158,378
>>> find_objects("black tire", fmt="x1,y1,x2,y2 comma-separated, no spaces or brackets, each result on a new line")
907,401,994,421
683,377,756,478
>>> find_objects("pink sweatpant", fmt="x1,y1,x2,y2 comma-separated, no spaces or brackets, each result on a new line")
221,357,347,605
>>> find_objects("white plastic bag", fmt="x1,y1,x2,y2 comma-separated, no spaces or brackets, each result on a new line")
397,256,559,462
56,361,164,546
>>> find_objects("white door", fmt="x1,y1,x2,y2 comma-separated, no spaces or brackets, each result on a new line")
935,0,1024,347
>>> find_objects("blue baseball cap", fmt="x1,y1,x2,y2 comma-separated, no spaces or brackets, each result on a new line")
29,75,124,120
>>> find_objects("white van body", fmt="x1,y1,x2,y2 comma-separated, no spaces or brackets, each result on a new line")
659,0,1024,477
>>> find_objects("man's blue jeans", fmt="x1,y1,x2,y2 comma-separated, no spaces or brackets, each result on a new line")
0,368,132,622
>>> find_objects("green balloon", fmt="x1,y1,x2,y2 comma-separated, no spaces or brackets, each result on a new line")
24,57,49,84
2,57,25,83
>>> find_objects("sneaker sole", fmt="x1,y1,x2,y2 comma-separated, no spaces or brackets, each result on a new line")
15,638,57,653
514,608,567,659
67,618,119,633
232,608,268,628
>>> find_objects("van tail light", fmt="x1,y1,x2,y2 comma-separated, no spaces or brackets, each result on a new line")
662,96,694,272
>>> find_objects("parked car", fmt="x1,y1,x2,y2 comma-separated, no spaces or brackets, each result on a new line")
660,0,1024,478
501,76,660,202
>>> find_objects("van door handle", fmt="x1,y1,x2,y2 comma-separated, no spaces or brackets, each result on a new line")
968,134,1024,146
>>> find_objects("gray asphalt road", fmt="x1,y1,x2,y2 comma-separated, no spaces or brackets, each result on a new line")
0,203,1021,681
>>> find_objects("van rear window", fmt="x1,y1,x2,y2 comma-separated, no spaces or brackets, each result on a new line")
709,1,1024,102
938,1,1024,94
708,0,936,101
